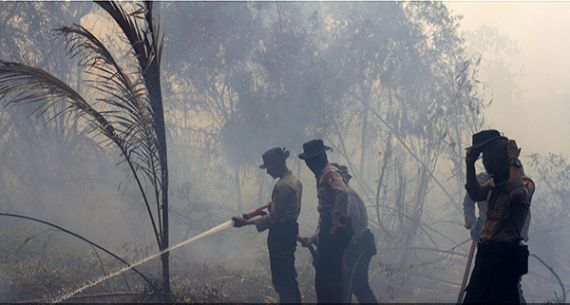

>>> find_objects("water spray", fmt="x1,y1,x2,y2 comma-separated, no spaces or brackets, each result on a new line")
50,205,270,303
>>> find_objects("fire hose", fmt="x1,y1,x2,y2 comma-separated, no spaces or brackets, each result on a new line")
235,205,318,268
297,236,317,268
240,204,270,220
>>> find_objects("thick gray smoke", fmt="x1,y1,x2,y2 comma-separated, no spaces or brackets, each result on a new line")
0,2,567,303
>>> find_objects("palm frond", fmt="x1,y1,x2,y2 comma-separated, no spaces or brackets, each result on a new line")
0,60,162,247
95,1,152,69
57,25,154,140
95,1,164,125
95,2,169,246
0,61,119,145
56,24,163,195
57,24,151,119
2,1,171,293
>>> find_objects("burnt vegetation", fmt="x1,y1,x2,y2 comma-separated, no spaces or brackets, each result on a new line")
0,2,567,303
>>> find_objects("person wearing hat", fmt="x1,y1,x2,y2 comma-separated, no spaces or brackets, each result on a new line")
462,169,535,303
297,139,353,303
462,130,531,304
233,147,303,303
332,164,378,304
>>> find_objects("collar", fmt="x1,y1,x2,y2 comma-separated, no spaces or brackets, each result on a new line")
495,176,524,192
279,170,292,180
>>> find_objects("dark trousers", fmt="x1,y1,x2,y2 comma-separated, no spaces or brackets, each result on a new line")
463,241,529,304
315,218,352,303
343,230,378,304
268,221,301,304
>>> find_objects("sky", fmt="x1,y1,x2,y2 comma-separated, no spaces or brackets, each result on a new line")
446,1,570,157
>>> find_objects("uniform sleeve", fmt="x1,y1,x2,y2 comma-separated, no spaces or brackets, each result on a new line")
463,192,477,229
312,220,320,245
510,185,530,238
465,164,490,202
464,173,492,228
523,178,535,203
324,169,350,225
254,183,293,232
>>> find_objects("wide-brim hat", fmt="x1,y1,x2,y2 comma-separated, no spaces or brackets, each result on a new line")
298,139,332,160
259,147,290,169
467,129,508,150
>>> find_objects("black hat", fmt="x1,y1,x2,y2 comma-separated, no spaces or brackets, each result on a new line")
259,147,289,169
468,129,508,150
298,139,332,160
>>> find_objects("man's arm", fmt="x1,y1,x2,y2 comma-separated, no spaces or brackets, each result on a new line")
510,185,531,238
299,217,321,247
465,149,489,202
525,179,535,201
253,184,292,232
463,192,477,229
324,168,351,234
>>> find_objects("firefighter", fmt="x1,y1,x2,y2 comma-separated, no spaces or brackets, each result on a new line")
297,139,353,303
463,130,531,304
233,147,302,303
463,172,492,242
462,168,534,303
333,164,378,304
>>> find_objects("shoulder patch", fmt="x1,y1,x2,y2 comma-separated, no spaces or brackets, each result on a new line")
324,168,339,184
522,177,533,187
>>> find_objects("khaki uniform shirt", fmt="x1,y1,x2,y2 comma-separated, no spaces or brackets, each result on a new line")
317,164,350,229
254,171,302,232
347,186,369,244
464,172,533,242
463,173,491,241
466,174,530,242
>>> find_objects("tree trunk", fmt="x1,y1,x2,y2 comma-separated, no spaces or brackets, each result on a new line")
235,165,243,212
359,82,371,180
160,251,170,300
359,106,369,178
140,39,170,300
375,134,392,226
152,81,170,300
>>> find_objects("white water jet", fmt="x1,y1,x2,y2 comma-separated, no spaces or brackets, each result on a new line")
50,220,234,303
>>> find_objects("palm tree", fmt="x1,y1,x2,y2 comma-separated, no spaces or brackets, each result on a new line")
0,1,171,297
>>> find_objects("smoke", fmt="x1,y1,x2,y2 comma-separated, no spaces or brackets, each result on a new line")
0,1,568,303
